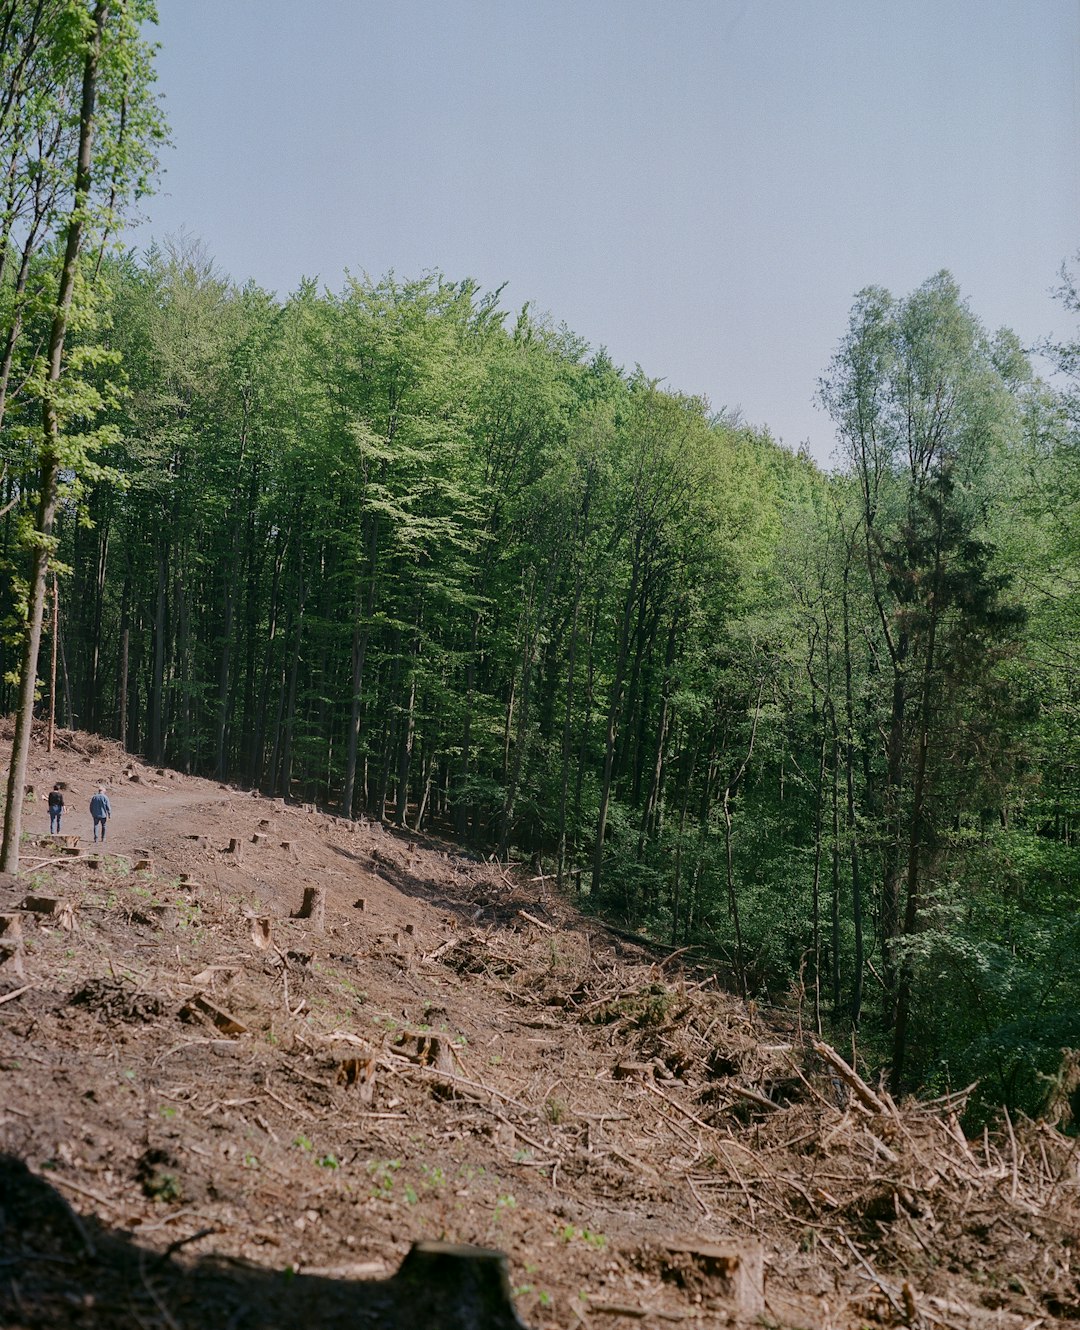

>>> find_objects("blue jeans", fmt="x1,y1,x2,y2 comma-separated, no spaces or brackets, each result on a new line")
50,809,62,833
93,817,107,842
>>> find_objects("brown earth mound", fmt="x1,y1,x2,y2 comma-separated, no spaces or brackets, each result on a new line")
0,727,1077,1328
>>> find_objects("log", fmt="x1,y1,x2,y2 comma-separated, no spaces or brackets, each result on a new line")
812,1039,889,1114
295,885,326,931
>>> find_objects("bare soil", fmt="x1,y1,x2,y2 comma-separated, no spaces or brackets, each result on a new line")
1,726,1077,1329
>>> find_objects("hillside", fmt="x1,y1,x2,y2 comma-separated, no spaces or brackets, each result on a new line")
0,726,1077,1329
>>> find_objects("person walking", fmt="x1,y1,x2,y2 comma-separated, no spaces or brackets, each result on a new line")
48,784,64,834
90,787,111,843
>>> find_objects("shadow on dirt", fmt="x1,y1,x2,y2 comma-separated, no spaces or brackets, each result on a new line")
0,1154,528,1330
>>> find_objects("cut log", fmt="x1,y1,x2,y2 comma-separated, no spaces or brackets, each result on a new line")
294,885,325,931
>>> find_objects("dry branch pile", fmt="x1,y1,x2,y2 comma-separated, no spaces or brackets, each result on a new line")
0,730,1077,1328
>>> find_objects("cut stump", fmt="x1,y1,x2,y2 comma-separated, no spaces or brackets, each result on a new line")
390,1241,527,1329
660,1237,764,1316
294,886,326,931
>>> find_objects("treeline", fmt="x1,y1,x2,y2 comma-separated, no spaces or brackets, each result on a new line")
2,235,1079,1120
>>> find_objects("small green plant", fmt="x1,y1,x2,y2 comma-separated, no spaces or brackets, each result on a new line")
559,1224,606,1250
367,1157,402,1195
317,1153,339,1169
243,1152,259,1169
143,1172,182,1203
402,1183,418,1205
293,1134,313,1153
544,1097,565,1124
420,1164,446,1190
158,1105,177,1120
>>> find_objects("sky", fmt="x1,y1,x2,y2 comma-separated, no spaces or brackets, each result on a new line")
134,0,1080,465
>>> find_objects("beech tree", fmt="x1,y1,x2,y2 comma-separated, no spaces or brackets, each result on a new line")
0,0,163,872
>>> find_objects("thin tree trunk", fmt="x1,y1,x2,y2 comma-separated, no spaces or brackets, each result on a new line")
47,576,58,752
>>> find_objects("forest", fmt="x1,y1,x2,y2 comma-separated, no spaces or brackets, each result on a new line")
1,1,1078,1123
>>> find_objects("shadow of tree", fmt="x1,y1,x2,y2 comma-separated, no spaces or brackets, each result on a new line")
0,1155,527,1329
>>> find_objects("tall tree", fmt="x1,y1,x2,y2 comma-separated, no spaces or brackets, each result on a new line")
1,0,163,872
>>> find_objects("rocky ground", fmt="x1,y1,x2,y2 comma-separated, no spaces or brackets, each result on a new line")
0,726,1077,1329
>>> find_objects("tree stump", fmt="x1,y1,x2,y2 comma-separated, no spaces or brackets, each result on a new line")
295,886,326,931
0,915,26,979
660,1238,764,1316
390,1241,527,1329
353,897,366,912
249,916,272,951
19,897,77,931
251,832,268,845
133,858,153,872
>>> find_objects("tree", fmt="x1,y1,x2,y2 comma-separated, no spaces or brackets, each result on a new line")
820,272,1027,1087
1,0,163,872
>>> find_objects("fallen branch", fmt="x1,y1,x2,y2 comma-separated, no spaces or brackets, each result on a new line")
812,1039,888,1114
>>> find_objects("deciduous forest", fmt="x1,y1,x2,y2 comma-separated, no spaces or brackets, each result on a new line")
1,1,1077,1123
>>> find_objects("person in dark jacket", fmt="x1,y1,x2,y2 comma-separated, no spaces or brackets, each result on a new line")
48,784,64,834
90,787,111,843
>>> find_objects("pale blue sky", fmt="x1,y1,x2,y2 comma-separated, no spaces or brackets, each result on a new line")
136,0,1080,463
